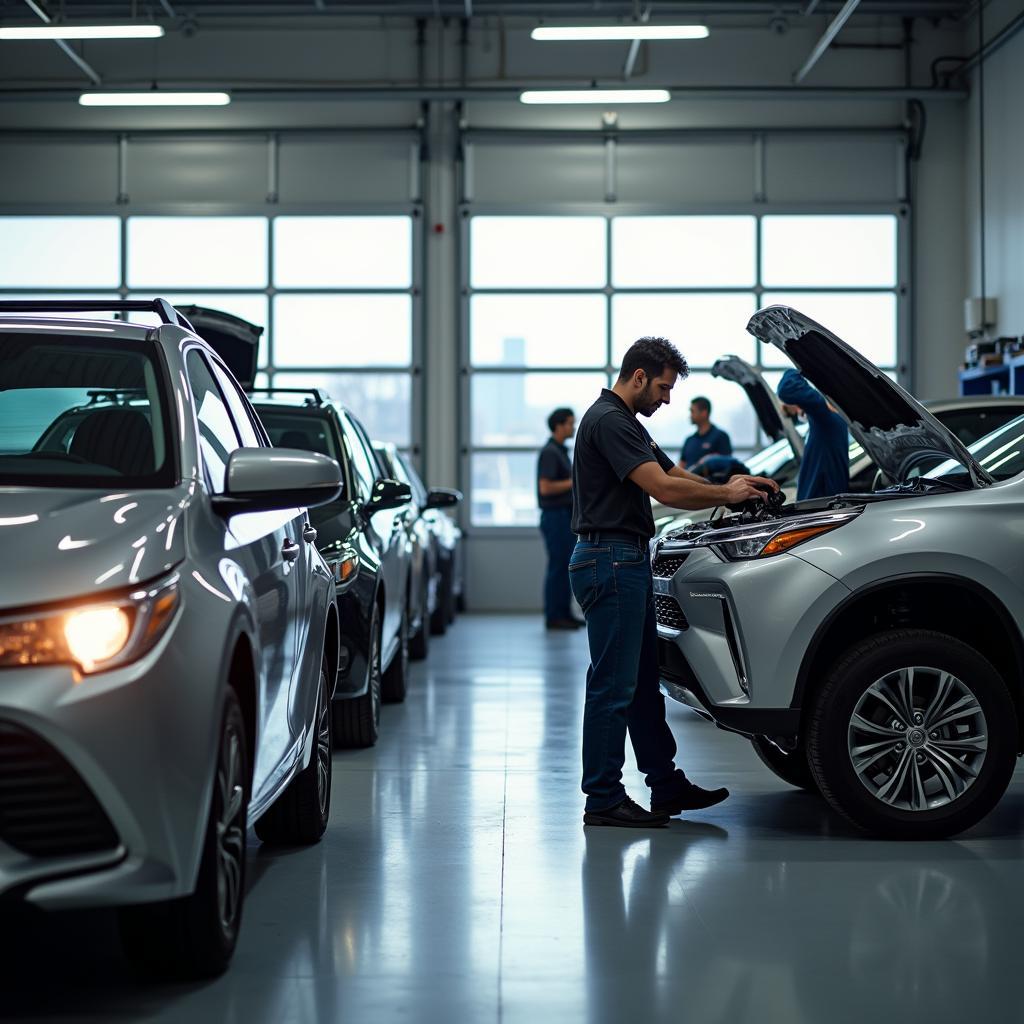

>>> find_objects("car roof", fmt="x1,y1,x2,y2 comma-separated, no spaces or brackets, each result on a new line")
0,315,153,342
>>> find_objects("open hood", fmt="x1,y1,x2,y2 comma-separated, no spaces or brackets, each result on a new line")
178,306,262,389
747,306,990,487
712,355,805,461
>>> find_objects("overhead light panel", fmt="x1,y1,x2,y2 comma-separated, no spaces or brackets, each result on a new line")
0,24,164,40
520,89,671,105
532,25,708,41
79,91,231,107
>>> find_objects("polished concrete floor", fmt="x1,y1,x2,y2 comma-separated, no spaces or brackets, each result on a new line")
5,614,1024,1023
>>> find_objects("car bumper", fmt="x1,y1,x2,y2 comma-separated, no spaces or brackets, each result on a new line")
0,612,219,910
655,545,850,738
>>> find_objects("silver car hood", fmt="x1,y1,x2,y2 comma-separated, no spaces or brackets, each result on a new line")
0,485,189,610
712,355,805,459
747,306,990,487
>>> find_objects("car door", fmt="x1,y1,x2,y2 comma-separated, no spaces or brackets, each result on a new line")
340,412,402,650
185,349,301,800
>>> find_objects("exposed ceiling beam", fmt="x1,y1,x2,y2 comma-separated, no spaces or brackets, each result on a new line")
21,0,103,86
622,1,650,80
794,0,862,83
158,0,177,17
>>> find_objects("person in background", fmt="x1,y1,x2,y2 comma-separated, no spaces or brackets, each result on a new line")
538,407,582,631
777,369,850,500
681,396,732,471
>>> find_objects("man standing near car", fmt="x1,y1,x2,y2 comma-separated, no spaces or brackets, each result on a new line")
538,407,582,631
571,337,778,828
681,396,732,471
778,369,850,500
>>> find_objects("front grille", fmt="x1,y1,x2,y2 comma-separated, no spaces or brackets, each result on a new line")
0,721,118,859
655,595,688,631
652,554,688,578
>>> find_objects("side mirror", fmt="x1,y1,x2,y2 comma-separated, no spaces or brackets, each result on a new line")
214,448,343,515
365,477,411,514
425,487,462,510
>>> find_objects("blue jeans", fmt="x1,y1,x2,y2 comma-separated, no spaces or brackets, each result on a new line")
569,540,678,812
539,507,575,622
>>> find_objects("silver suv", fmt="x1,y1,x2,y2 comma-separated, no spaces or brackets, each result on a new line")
656,305,1024,839
0,300,343,976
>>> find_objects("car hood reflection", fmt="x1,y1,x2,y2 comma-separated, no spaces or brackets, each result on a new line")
0,485,189,608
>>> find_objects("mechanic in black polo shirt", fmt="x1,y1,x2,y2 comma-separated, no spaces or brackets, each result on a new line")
570,337,778,828
537,407,582,631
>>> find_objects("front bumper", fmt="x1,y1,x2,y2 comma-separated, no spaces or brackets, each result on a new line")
655,545,850,738
0,605,220,910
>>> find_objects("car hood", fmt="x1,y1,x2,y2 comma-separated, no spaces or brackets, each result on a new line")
711,355,804,459
747,306,990,487
0,485,190,610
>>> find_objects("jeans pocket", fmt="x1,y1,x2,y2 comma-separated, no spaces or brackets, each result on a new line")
611,542,646,568
568,559,598,612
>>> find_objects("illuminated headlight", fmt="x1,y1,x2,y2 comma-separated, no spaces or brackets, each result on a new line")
710,512,859,562
0,575,180,674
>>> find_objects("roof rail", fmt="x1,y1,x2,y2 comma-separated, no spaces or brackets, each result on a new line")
247,387,331,406
0,298,194,329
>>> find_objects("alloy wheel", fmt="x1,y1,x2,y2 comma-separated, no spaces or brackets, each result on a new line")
370,619,382,726
316,668,331,818
215,720,245,935
847,666,988,812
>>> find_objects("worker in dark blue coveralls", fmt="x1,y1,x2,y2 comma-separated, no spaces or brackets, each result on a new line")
777,369,850,500
570,336,779,828
537,407,583,631
680,396,732,470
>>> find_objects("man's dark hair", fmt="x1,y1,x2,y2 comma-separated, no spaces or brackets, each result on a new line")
547,407,574,433
617,336,689,383
691,396,711,416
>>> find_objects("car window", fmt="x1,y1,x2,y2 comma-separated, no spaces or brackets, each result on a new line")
934,407,1024,448
186,349,241,492
340,413,378,501
0,332,173,488
210,360,263,448
396,452,428,506
929,413,1024,483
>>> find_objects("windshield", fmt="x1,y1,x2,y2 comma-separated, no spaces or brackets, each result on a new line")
744,423,807,479
0,332,173,488
927,413,1024,484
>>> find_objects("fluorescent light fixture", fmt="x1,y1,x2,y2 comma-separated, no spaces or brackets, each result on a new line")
520,89,671,105
0,24,164,40
532,25,708,41
79,91,231,107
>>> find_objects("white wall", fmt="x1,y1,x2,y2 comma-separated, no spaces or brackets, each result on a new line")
0,12,974,608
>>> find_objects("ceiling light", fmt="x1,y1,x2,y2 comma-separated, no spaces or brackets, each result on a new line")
79,91,231,107
0,24,164,40
520,89,671,105
532,25,708,41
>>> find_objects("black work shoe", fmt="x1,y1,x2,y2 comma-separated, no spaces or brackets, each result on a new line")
584,796,670,828
650,776,729,818
546,619,579,631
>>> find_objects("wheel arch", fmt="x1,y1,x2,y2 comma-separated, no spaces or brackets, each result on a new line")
794,573,1024,751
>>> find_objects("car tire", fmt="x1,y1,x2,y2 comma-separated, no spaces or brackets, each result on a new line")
807,629,1016,839
254,653,333,846
382,604,409,704
431,560,453,636
750,735,817,791
409,579,430,661
119,690,248,979
333,609,382,749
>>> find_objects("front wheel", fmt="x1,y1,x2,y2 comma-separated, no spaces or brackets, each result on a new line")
750,735,816,791
119,690,248,979
382,604,409,704
255,653,333,846
333,609,382,748
807,629,1016,839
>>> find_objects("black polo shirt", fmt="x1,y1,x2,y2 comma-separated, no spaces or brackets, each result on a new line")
571,389,676,539
537,437,573,511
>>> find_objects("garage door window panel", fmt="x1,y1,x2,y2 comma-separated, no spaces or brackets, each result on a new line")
0,218,121,289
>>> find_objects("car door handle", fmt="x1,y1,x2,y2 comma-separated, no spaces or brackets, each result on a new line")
282,539,301,563
302,524,318,543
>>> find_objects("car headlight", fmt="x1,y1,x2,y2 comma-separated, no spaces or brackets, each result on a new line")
711,512,859,562
0,574,180,675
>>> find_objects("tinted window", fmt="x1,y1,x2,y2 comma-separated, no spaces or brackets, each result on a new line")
186,349,241,492
340,412,378,501
0,332,172,488
929,414,1024,484
934,407,1024,448
210,360,262,448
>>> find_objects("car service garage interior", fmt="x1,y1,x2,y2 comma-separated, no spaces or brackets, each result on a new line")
2,2,1024,1022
